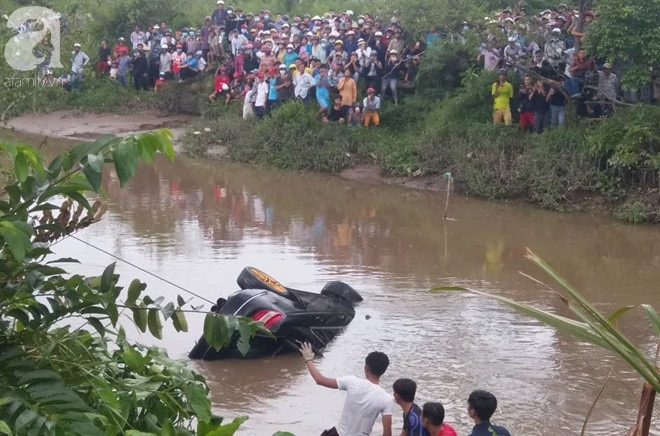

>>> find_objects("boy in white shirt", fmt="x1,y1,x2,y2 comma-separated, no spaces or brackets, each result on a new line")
299,342,393,436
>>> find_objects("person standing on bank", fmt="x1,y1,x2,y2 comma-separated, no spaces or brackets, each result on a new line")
70,43,89,90
492,68,513,125
298,342,393,436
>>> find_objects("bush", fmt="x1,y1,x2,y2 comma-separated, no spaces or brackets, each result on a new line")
587,105,660,188
613,200,656,224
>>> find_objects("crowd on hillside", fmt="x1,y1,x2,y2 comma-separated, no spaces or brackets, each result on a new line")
67,5,427,127
10,1,660,129
482,4,660,132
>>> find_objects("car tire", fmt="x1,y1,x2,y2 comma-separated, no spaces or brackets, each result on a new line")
237,266,291,297
321,281,363,304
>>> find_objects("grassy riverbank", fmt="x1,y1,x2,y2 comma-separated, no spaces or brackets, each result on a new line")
179,71,660,224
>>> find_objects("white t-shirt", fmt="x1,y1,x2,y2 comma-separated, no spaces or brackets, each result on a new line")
336,376,393,436
255,81,269,107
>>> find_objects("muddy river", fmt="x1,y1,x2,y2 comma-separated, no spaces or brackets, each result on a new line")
4,132,660,435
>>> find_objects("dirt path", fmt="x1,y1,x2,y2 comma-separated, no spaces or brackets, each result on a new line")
4,111,195,149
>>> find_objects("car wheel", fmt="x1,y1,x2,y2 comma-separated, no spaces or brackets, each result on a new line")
321,281,363,304
237,266,291,297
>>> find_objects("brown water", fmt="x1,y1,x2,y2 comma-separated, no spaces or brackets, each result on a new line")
6,132,660,435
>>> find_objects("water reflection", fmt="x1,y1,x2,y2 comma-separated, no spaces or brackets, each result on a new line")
4,130,660,435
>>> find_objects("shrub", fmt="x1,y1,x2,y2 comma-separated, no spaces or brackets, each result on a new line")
613,200,656,224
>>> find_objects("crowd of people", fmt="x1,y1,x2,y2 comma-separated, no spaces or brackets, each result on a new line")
17,1,660,128
480,4,647,133
298,342,510,436
66,4,426,126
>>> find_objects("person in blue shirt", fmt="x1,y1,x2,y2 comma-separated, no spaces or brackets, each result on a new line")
283,44,299,68
314,64,331,116
467,390,511,436
180,54,199,79
393,378,426,436
267,68,279,111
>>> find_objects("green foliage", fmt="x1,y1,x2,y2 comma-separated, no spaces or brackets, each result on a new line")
613,200,659,224
416,38,480,100
587,0,660,90
0,133,260,435
588,106,660,177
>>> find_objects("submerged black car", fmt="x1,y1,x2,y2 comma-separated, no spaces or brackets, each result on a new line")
188,267,362,360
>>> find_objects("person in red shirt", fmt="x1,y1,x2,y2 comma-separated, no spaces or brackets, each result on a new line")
154,72,168,92
208,66,232,104
422,402,457,436
113,37,129,59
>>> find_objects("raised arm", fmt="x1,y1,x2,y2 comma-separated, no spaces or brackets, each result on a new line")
299,342,338,389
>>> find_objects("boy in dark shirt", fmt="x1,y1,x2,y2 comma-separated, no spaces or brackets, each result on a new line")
467,390,511,436
393,378,426,436
328,95,346,123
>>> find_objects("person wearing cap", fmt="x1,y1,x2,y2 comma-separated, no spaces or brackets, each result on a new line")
70,43,89,90
274,64,292,105
212,0,227,28
544,28,566,69
492,68,514,126
362,51,383,93
344,30,358,56
154,71,168,92
130,25,145,51
382,49,402,105
387,29,404,56
209,65,232,104
503,36,523,69
159,43,172,79
283,43,298,68
362,87,381,127
355,38,372,68
113,37,129,58
596,62,619,114
185,30,200,56
171,44,186,81
329,40,348,68
310,36,326,64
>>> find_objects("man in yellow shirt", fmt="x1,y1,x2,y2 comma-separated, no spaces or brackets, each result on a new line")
491,68,513,125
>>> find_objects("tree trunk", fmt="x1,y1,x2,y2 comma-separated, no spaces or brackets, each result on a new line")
574,0,588,52
627,382,656,436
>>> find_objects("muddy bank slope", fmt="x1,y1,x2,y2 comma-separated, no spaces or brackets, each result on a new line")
4,110,195,143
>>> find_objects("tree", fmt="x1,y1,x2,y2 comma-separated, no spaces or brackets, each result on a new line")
0,131,268,435
587,0,660,90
